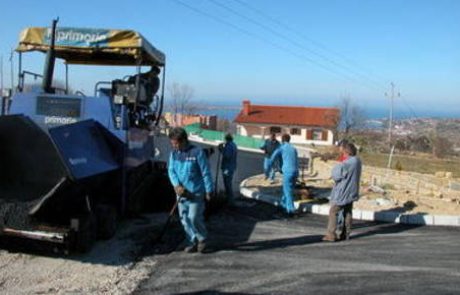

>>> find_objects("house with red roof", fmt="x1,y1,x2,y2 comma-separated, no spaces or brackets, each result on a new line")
234,100,340,145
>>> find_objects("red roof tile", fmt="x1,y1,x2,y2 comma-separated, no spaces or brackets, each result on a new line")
234,103,340,128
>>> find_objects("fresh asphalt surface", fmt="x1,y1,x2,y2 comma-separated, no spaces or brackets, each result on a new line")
142,136,460,294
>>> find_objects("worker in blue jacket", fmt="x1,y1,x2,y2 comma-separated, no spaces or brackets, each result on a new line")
268,133,299,216
168,127,214,253
260,133,281,183
219,133,238,205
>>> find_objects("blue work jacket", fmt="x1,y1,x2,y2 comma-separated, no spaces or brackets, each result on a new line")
330,156,362,205
221,141,237,174
269,142,298,176
260,139,280,158
168,144,214,196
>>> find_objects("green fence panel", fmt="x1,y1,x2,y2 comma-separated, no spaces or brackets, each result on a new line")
184,123,202,134
200,129,225,141
234,134,264,149
183,124,264,150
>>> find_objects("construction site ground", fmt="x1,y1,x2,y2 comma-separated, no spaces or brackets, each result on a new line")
1,137,460,294
1,200,460,294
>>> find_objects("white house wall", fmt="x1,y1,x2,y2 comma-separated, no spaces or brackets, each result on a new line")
236,123,335,146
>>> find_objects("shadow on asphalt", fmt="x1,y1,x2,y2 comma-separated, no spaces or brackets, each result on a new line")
226,234,323,252
192,200,322,254
175,291,253,295
351,219,424,240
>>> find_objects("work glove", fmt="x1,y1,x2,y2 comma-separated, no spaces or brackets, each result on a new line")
174,185,185,197
205,193,212,202
218,143,224,152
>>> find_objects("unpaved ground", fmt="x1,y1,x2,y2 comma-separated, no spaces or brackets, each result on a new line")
0,214,170,295
244,174,460,215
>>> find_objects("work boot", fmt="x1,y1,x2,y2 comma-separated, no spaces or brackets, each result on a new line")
184,243,197,253
287,212,300,218
322,234,337,242
339,232,350,241
197,240,207,253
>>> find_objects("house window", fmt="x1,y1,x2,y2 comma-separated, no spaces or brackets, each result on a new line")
290,128,300,135
269,126,281,134
313,129,323,140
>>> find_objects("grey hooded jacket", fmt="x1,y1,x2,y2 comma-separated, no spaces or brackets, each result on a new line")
330,156,362,206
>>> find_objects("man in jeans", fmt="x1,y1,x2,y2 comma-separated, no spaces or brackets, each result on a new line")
260,133,281,183
323,142,362,242
168,127,214,253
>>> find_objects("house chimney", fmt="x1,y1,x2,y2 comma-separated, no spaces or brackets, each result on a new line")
242,100,251,116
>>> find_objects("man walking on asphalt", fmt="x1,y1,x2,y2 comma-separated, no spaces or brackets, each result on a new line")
219,133,238,205
168,127,214,253
260,133,281,183
323,142,362,242
268,134,298,216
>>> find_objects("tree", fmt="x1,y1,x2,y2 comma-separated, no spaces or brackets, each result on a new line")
167,82,197,125
429,123,453,158
337,96,366,135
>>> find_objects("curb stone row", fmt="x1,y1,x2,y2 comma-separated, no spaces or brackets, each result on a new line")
239,178,460,227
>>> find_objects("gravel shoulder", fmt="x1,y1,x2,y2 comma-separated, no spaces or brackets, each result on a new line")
0,214,169,294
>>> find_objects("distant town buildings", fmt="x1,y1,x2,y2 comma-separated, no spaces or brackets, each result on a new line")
234,100,340,145
164,112,217,130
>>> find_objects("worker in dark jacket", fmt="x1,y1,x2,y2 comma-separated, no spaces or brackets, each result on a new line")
260,133,281,182
168,127,214,253
268,134,298,215
219,133,238,205
323,142,362,242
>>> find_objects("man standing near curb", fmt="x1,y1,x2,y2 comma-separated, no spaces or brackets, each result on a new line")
269,134,298,216
219,133,238,205
260,133,281,183
323,142,362,242
168,127,214,253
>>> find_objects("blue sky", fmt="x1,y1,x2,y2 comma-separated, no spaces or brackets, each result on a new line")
0,0,459,118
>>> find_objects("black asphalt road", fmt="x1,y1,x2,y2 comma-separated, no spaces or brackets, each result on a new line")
138,136,460,294
135,200,460,294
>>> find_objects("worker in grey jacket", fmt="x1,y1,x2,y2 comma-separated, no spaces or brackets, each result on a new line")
323,142,361,241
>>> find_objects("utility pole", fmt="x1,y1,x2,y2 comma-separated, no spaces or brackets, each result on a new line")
385,82,400,144
9,50,14,92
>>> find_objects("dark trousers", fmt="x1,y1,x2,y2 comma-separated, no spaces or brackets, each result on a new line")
326,202,353,238
222,171,234,204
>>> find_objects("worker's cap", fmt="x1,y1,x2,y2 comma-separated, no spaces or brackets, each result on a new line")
335,139,349,147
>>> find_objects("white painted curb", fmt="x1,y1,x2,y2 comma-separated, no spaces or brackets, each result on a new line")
239,177,460,227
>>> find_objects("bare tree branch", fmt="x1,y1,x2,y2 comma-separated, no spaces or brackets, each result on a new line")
167,82,198,126
337,96,366,135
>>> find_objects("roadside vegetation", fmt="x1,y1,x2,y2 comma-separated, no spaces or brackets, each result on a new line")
359,150,460,178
